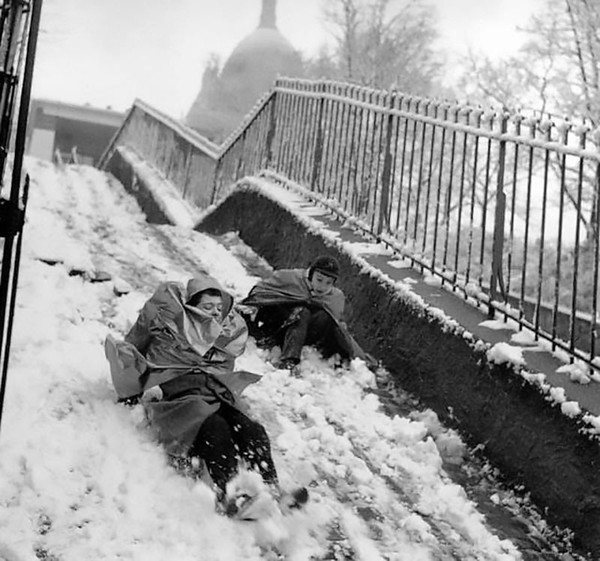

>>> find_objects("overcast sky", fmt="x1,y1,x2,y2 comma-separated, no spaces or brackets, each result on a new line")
32,0,544,119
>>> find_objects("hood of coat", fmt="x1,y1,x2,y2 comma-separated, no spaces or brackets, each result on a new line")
186,274,234,320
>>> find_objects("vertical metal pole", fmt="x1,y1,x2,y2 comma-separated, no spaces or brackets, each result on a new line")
292,82,309,181
332,84,347,205
394,96,410,231
0,0,44,436
590,162,600,362
211,149,223,204
303,82,319,183
352,88,368,213
235,129,247,180
519,120,536,326
300,82,315,183
552,124,570,343
534,122,552,338
370,91,386,233
387,94,402,238
489,112,508,317
278,84,293,171
0,1,26,181
479,114,494,289
441,105,459,279
377,91,396,237
403,99,420,245
570,130,585,358
431,105,448,273
310,81,325,192
286,82,302,179
422,102,440,260
339,84,355,206
322,82,335,198
340,86,357,205
453,108,469,282
413,100,430,240
180,144,193,200
365,90,378,220
332,83,348,200
465,110,482,286
506,115,522,313
323,82,337,199
264,91,278,170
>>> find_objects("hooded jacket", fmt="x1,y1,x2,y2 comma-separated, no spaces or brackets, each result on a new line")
105,274,260,454
106,275,259,396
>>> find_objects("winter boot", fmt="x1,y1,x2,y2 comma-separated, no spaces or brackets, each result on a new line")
223,471,279,521
279,486,309,514
274,357,301,377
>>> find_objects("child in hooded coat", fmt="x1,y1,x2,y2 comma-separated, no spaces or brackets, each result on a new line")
105,273,283,507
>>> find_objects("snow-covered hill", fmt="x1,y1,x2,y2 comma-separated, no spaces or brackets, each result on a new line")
0,158,557,560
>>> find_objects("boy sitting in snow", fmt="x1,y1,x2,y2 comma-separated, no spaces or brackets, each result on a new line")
241,255,372,372
104,273,307,517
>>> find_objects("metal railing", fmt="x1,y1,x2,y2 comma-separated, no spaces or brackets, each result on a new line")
101,77,600,372
98,99,220,209
282,80,600,369
0,0,43,437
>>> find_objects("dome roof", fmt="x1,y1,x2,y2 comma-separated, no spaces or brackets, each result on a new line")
219,28,302,114
222,28,301,79
186,0,304,141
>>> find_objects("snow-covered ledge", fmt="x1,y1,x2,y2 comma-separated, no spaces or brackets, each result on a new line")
103,145,203,228
197,175,600,556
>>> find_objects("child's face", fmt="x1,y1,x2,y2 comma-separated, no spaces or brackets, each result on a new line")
310,270,335,295
197,293,223,320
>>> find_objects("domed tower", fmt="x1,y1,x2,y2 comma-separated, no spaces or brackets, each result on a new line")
186,0,303,142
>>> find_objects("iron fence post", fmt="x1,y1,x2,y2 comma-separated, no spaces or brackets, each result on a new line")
310,80,325,192
0,0,43,437
180,143,193,200
211,157,220,205
377,90,396,237
592,160,600,360
235,129,247,180
489,111,509,318
264,90,278,169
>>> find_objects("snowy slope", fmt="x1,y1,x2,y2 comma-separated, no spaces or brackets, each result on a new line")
0,158,530,560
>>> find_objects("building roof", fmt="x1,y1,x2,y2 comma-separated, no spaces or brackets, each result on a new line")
30,99,125,127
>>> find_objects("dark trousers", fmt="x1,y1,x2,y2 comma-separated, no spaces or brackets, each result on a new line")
255,304,350,362
189,402,278,494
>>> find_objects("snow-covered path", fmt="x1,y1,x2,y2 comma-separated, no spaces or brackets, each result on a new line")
0,158,527,560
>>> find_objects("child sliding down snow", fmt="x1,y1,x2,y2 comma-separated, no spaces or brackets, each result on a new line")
241,255,375,373
105,273,308,517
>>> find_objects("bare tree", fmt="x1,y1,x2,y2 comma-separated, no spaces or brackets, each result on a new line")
329,0,360,81
452,0,600,313
459,0,600,124
307,0,444,96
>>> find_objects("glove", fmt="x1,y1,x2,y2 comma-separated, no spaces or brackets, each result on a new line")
281,306,304,328
142,386,163,402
